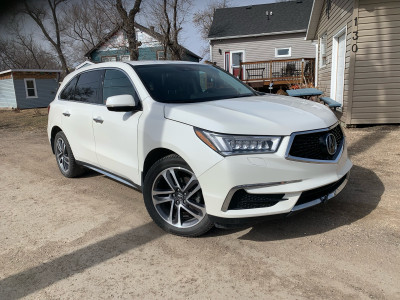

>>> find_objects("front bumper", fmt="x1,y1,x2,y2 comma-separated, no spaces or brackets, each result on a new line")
209,173,349,228
198,135,353,219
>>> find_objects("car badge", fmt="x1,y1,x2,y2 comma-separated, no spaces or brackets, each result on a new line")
325,133,337,155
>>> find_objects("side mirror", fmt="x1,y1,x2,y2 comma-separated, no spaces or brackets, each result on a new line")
106,94,139,112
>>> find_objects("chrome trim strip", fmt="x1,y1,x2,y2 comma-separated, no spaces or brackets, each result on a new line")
291,173,349,212
78,162,142,191
291,199,322,212
221,180,302,212
285,122,345,164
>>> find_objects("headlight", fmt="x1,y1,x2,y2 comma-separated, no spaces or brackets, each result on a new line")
194,128,282,156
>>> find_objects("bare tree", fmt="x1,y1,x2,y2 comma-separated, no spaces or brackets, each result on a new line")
147,0,192,60
115,0,142,61
0,18,60,70
62,0,118,53
22,0,70,74
0,36,59,70
192,0,230,57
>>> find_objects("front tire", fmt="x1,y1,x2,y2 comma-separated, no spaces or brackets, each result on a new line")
54,131,85,178
143,154,213,237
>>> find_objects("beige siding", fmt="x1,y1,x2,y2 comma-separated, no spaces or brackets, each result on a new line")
315,0,354,123
350,0,400,124
210,32,314,67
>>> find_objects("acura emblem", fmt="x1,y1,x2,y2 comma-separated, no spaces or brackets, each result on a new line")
325,133,337,155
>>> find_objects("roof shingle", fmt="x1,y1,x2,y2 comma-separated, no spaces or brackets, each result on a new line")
208,0,313,39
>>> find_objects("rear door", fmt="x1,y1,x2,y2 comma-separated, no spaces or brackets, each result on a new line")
91,69,142,184
58,70,103,165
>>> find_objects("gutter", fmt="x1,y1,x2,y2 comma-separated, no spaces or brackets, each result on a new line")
208,29,307,41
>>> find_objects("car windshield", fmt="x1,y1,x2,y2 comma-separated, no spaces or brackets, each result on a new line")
132,64,255,103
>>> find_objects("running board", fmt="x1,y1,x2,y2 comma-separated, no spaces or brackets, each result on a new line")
78,161,142,192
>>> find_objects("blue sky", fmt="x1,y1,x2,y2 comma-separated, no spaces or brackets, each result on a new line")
177,0,276,58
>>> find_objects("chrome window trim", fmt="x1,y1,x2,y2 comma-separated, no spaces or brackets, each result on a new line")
58,67,142,106
221,180,302,212
285,122,345,164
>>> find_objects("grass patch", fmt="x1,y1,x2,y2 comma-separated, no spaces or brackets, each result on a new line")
0,108,48,131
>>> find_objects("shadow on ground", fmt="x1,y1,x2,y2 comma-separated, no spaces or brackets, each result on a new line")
0,222,164,300
236,164,383,241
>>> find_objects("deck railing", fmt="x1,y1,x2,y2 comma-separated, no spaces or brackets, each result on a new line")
239,58,315,86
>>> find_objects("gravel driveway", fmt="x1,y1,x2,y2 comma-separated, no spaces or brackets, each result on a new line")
0,110,399,299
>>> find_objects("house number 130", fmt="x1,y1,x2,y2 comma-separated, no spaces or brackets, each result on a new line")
352,17,358,52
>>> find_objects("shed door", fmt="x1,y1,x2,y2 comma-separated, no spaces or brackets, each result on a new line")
331,31,346,105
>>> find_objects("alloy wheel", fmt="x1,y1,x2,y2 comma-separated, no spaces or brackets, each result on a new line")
151,167,206,228
56,137,70,173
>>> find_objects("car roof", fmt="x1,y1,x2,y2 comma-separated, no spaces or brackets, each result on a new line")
69,60,200,75
61,61,204,87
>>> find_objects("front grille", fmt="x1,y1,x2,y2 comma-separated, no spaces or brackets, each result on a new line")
228,190,284,210
295,175,347,206
288,124,344,161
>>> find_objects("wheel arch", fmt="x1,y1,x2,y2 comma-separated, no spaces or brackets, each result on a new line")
50,126,63,154
142,148,178,184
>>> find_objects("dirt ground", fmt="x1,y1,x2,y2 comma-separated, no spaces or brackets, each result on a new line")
0,108,399,299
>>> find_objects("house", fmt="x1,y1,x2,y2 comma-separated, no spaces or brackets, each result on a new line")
208,0,315,87
0,69,61,109
85,23,201,63
306,0,400,125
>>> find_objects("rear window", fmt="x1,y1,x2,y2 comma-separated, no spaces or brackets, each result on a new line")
60,77,78,100
74,70,103,103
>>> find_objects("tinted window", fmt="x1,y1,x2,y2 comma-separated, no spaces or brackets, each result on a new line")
103,69,137,103
60,76,78,100
74,70,103,103
133,64,254,103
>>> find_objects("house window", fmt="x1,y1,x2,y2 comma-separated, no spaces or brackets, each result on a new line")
24,79,37,98
101,56,117,62
275,47,291,57
157,50,165,60
319,33,327,68
120,55,130,61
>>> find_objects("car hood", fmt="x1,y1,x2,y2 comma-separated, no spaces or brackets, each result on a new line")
164,95,338,136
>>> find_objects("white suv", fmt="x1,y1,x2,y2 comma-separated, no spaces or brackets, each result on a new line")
48,61,352,236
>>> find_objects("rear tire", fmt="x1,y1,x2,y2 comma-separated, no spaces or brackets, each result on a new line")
143,154,213,237
54,131,85,178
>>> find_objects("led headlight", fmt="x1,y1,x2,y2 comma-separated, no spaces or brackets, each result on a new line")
195,128,282,156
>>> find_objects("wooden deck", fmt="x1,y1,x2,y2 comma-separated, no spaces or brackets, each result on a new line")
239,58,315,87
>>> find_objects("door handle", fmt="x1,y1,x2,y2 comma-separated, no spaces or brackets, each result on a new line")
93,117,104,124
62,111,71,117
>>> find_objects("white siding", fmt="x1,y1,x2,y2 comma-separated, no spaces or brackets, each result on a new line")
315,0,354,122
210,32,315,67
350,0,400,124
0,79,17,108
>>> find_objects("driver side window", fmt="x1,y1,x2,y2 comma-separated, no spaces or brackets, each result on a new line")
103,69,138,104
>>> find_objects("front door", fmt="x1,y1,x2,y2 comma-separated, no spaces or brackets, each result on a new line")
331,31,346,105
92,69,142,184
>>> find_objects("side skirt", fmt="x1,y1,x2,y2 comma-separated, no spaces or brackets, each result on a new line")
76,161,142,192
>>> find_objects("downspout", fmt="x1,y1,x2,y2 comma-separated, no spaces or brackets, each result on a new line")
209,41,213,62
314,41,318,87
